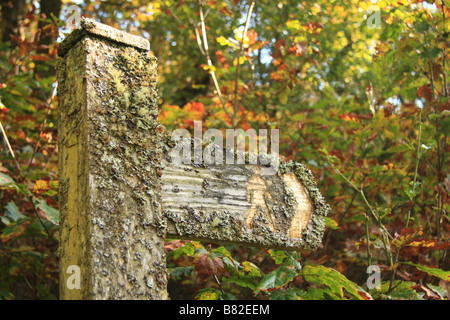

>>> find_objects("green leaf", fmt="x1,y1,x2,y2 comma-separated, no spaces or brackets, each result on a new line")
268,288,305,300
167,242,197,260
221,292,237,300
212,246,241,274
301,264,365,300
267,250,288,264
0,216,10,225
325,217,339,230
426,284,446,300
0,289,15,300
300,287,341,300
242,261,263,278
36,198,59,225
371,281,424,300
278,86,290,105
168,266,194,280
224,274,259,291
0,172,15,186
1,219,31,243
257,257,301,291
195,288,222,300
402,262,450,281
429,47,440,59
4,201,26,222
415,21,429,33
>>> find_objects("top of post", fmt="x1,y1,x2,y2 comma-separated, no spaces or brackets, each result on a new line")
57,18,150,57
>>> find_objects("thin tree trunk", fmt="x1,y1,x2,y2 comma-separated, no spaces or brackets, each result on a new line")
35,0,62,79
0,0,27,44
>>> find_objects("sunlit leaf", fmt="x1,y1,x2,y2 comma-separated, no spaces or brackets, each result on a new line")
301,264,366,300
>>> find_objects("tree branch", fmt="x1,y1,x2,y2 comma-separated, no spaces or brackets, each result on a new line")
232,1,255,127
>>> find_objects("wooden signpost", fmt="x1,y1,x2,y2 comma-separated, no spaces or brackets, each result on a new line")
57,19,330,300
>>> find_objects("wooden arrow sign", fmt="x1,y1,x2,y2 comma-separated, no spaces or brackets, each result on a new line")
161,145,329,251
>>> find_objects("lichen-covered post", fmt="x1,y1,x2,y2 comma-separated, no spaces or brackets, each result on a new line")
57,19,168,299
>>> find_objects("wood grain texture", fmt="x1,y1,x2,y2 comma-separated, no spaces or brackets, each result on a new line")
161,144,329,251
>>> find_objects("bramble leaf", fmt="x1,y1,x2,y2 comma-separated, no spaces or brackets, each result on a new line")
301,264,366,300
257,257,301,291
35,198,59,225
267,250,288,264
402,262,450,282
195,288,222,300
4,201,26,222
1,219,31,243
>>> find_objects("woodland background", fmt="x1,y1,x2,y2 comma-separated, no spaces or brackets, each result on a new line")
0,0,449,300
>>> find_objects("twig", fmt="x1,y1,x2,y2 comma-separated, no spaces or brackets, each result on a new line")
365,215,371,266
0,119,22,177
0,111,57,243
329,161,393,269
193,25,206,56
214,274,225,296
162,1,231,119
197,0,232,121
162,0,188,27
232,1,255,127
28,85,56,168
427,41,445,267
406,109,422,228
331,163,392,240
389,212,434,292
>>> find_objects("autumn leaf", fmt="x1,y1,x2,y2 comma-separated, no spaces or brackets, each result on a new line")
232,56,246,66
286,19,302,30
164,240,193,253
417,85,433,103
402,262,450,282
201,64,216,73
33,180,50,194
195,288,222,300
257,257,301,292
166,241,198,260
1,220,31,243
194,252,225,280
246,29,257,46
325,217,339,230
301,264,367,300
392,226,423,249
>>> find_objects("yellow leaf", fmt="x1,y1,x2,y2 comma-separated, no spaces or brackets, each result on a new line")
217,36,228,46
232,56,246,66
217,36,239,48
202,65,216,73
286,19,301,30
33,180,49,193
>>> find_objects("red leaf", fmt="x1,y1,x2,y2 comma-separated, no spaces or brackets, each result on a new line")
417,85,433,102
194,253,225,280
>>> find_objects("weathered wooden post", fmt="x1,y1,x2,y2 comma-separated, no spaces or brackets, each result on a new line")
57,19,330,300
57,19,168,299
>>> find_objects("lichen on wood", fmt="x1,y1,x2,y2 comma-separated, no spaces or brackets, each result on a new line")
161,138,330,251
57,19,168,300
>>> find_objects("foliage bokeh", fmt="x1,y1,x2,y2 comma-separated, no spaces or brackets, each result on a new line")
0,0,448,299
